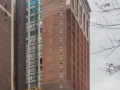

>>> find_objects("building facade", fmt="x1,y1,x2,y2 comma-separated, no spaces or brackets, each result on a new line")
42,0,90,90
0,0,26,90
25,0,43,89
0,0,14,90
15,0,26,90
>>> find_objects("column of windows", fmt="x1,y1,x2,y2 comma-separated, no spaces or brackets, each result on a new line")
26,0,43,89
59,1,64,90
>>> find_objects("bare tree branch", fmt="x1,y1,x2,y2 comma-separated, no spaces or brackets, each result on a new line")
99,63,120,75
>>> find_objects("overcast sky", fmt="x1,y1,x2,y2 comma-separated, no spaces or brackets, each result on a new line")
89,0,120,90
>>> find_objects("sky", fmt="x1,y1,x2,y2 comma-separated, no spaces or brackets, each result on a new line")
89,0,120,90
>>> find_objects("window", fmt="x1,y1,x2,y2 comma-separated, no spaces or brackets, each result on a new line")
40,5,42,11
60,19,63,24
40,0,42,3
30,52,38,58
40,28,42,33
30,67,38,73
40,81,42,86
79,6,82,24
30,30,38,36
5,19,7,25
60,54,63,60
40,58,42,64
86,21,89,37
60,63,63,68
26,3,28,8
26,40,28,45
60,72,63,78
30,14,38,21
30,75,38,80
40,43,42,48
26,47,28,52
40,66,42,71
30,82,38,88
40,36,42,41
30,38,38,43
40,13,42,18
26,11,28,15
30,0,38,7
83,14,85,31
60,10,63,15
60,46,63,51
40,50,42,55
5,4,7,9
60,28,63,33
30,60,38,65
30,23,37,29
5,12,7,16
26,33,28,37
40,21,42,26
30,45,37,50
60,1,62,6
60,36,63,42
30,7,38,14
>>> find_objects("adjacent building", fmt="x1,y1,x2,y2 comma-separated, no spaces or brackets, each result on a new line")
0,0,26,90
42,0,90,90
0,0,14,89
25,0,43,89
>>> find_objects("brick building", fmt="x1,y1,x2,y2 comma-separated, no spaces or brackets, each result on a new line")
0,0,26,90
0,0,14,89
42,0,91,90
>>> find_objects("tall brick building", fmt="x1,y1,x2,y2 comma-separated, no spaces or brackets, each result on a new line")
0,0,14,89
42,0,91,90
0,0,26,90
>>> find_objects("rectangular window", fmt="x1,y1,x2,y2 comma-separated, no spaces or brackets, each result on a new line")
5,19,7,25
26,11,28,15
60,36,63,42
60,46,63,51
60,19,63,24
26,33,28,37
30,7,38,14
30,67,38,73
30,30,38,36
30,60,38,65
30,82,38,88
60,54,63,60
5,4,7,9
40,58,42,64
40,28,42,33
60,10,63,15
40,0,42,3
30,0,38,7
26,3,28,8
60,28,63,33
40,13,42,18
5,12,7,16
60,63,63,68
40,5,42,10
60,1,62,6
30,14,38,21
30,52,38,58
30,75,38,80
83,14,85,31
26,40,28,45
